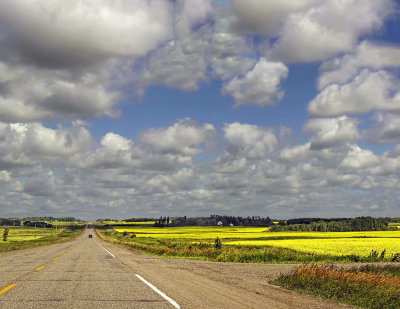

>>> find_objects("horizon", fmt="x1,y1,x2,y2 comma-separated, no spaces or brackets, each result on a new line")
0,1,399,219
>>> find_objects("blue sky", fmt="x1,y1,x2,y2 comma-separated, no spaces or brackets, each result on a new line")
0,0,399,220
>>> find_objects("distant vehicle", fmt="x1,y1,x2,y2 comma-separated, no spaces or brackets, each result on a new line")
88,234,93,238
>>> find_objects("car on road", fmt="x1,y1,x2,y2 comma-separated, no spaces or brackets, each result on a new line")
88,234,93,238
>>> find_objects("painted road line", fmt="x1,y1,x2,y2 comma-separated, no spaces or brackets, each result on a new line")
94,240,115,258
0,284,15,295
135,274,180,309
35,265,45,271
53,257,59,260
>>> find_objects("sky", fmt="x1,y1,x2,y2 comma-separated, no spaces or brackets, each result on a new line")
0,0,400,220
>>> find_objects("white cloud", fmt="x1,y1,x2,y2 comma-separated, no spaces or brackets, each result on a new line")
308,70,400,117
0,0,175,122
0,122,93,169
135,28,210,94
209,33,256,80
0,0,174,66
366,113,400,145
0,60,119,122
269,0,394,62
222,58,288,107
319,41,400,89
0,1,399,219
303,116,360,149
223,122,277,158
232,0,318,36
101,133,132,152
139,118,215,156
279,143,311,162
175,0,214,38
340,144,380,170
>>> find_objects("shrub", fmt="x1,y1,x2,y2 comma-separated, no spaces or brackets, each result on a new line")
2,228,9,241
214,237,222,249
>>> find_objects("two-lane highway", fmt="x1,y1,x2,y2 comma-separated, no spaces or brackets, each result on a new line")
0,229,352,308
0,229,176,308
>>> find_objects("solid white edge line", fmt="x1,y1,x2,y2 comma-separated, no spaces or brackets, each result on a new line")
135,274,181,309
95,240,115,258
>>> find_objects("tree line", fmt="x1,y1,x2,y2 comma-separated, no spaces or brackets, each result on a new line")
168,215,273,227
0,218,21,226
271,217,391,232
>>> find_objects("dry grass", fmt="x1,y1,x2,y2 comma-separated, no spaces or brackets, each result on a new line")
295,264,400,288
275,264,400,308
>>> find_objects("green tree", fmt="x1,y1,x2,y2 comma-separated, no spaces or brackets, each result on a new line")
2,228,9,241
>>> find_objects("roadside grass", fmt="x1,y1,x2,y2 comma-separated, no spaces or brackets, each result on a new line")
273,264,400,308
0,226,84,252
96,227,400,263
350,264,400,278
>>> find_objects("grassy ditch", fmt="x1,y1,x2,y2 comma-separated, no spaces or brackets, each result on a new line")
273,264,400,308
96,228,400,263
0,226,83,252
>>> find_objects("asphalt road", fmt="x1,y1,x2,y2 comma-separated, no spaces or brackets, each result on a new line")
0,229,352,308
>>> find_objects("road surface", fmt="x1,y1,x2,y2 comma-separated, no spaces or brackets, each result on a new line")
0,229,352,308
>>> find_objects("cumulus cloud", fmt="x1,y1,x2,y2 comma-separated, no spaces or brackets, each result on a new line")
0,122,93,169
340,144,380,170
134,27,210,94
175,0,214,39
279,143,311,162
269,0,394,62
319,41,400,89
0,118,398,218
223,122,277,158
366,113,400,145
139,118,215,156
209,33,256,81
0,65,118,122
222,58,288,107
0,0,175,122
232,0,318,36
308,70,400,117
0,1,399,219
0,0,174,67
303,116,360,149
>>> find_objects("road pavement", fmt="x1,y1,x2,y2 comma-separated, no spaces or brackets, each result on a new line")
0,229,352,308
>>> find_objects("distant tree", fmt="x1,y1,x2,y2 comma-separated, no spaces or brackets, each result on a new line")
2,228,9,241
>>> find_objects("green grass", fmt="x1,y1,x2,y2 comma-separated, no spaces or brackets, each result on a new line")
0,226,84,252
273,264,400,308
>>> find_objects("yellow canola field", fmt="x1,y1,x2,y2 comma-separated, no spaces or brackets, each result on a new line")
113,226,270,239
225,238,400,257
114,226,400,240
112,226,400,256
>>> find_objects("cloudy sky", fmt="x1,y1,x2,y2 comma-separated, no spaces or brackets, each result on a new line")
0,0,399,220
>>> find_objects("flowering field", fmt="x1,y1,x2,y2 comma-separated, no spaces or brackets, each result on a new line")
112,226,400,257
113,226,270,239
110,226,400,256
225,237,400,257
